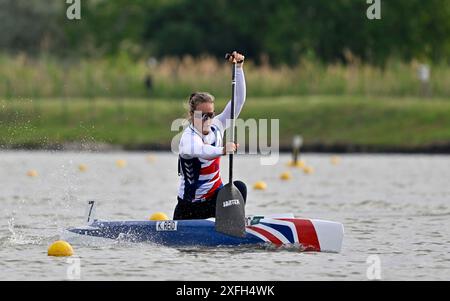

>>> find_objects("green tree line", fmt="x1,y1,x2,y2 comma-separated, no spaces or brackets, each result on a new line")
1,0,449,65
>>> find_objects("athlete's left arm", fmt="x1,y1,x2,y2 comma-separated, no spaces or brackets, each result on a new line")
214,65,246,131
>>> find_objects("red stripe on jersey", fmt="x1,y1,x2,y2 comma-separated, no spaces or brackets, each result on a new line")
200,157,221,175
202,176,223,199
247,226,283,245
279,219,321,251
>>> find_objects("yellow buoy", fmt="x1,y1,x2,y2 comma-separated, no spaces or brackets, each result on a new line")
280,171,292,180
27,170,38,177
303,166,314,174
48,240,74,257
116,159,127,168
253,181,267,190
149,212,169,221
146,154,156,163
287,160,306,168
78,164,88,172
330,156,341,165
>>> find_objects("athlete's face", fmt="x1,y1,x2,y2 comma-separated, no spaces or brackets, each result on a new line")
193,102,215,135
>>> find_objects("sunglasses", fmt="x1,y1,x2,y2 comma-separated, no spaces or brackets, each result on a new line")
201,112,215,121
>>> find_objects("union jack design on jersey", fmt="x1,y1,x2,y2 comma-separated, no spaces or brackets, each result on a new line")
178,125,223,202
245,218,321,251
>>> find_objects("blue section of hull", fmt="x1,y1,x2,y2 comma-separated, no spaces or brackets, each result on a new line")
67,219,264,247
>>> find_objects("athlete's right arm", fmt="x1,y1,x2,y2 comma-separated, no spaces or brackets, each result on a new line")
179,131,224,160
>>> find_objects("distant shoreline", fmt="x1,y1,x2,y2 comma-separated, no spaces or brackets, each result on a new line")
2,142,450,154
2,96,450,154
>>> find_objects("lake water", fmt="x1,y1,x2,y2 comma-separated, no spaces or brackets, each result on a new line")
0,151,449,280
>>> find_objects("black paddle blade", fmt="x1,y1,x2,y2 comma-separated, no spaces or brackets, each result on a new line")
215,183,246,237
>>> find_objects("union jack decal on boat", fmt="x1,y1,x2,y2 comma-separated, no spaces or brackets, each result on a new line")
246,218,321,251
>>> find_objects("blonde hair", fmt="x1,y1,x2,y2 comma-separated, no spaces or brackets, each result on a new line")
188,92,215,116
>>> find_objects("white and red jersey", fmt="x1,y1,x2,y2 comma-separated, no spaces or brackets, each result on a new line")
177,67,246,203
178,124,224,202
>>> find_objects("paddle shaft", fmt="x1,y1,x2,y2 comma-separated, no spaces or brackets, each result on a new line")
229,62,236,184
215,53,246,238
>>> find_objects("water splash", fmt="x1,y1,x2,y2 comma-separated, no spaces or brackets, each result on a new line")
6,214,42,246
